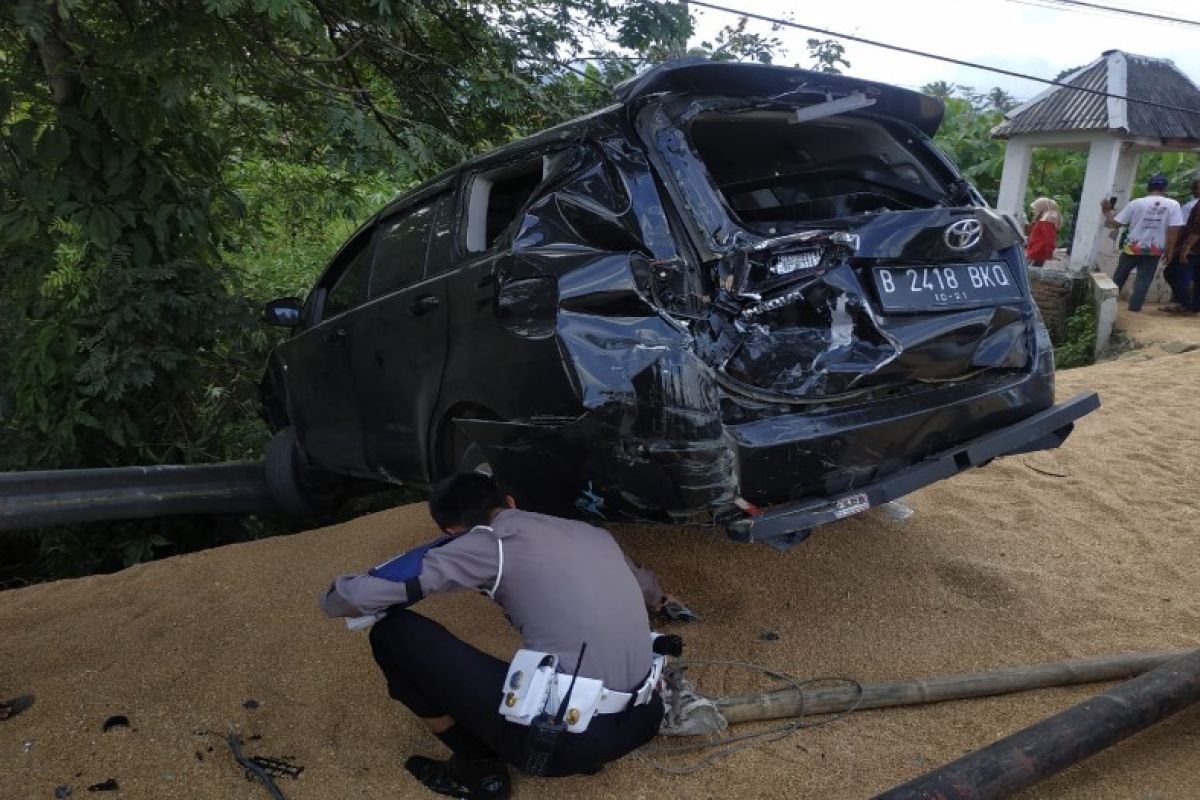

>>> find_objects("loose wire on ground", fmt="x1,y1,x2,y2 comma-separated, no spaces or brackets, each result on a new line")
227,729,287,800
637,659,865,775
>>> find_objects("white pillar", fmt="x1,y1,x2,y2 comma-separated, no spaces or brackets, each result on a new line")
1069,137,1124,273
996,140,1033,219
1093,147,1140,277
1111,147,1139,206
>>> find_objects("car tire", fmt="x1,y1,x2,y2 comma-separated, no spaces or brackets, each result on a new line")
264,427,344,516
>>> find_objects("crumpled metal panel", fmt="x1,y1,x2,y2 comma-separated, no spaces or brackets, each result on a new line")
461,88,1053,526
464,130,739,520
636,95,1036,406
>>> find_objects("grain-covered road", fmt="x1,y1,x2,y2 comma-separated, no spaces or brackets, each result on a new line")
2,306,1199,799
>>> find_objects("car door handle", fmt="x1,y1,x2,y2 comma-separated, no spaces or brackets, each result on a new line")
323,326,347,343
409,295,441,316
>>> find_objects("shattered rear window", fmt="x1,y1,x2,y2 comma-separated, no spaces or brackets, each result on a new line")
687,111,947,228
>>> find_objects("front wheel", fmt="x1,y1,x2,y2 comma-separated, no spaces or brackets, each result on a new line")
264,427,345,516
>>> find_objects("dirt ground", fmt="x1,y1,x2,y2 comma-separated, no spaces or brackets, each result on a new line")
2,304,1199,800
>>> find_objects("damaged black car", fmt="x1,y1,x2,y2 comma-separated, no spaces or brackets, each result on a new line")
260,59,1098,547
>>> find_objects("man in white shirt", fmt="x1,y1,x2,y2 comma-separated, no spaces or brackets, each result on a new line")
1101,174,1186,312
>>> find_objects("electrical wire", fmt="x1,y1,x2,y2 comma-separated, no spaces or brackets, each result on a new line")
1039,0,1200,28
998,0,1200,28
686,0,1200,118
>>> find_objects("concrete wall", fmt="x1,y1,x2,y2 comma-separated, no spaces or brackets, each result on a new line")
1027,267,1119,361
1090,271,1118,359
1027,265,1088,343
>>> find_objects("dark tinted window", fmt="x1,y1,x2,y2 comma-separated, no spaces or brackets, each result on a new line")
322,234,374,320
371,199,438,297
425,194,457,276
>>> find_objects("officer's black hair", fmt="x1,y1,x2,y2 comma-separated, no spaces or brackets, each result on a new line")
429,472,508,531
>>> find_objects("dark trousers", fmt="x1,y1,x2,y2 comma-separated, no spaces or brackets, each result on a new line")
1113,253,1161,312
1165,254,1200,310
368,610,664,777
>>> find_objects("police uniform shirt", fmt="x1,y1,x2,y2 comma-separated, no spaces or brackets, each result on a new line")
320,509,665,693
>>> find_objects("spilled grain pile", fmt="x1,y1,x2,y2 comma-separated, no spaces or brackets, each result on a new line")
2,307,1199,799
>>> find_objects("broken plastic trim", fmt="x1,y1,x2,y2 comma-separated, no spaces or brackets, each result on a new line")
790,91,876,124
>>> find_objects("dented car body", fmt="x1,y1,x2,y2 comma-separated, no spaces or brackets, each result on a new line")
261,60,1098,545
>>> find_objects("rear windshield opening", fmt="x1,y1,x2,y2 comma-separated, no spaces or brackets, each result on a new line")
687,111,946,228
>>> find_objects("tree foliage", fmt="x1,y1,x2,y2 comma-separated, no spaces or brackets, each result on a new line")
7,0,1190,580
0,0,694,577
806,38,850,74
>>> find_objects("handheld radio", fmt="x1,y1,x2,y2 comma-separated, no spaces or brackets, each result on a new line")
522,641,587,776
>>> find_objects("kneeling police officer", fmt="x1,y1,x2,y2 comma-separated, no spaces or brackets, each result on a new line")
319,472,692,798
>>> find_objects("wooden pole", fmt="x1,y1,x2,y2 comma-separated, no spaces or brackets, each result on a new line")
714,649,1191,724
874,647,1200,799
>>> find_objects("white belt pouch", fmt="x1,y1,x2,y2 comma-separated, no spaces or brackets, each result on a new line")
498,649,607,733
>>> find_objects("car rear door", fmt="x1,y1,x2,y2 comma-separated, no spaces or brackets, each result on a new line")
279,225,377,474
354,189,455,483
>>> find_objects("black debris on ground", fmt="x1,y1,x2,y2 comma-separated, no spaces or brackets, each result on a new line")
101,716,129,733
249,755,304,780
86,779,118,792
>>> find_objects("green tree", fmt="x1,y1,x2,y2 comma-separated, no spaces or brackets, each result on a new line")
921,80,957,100
806,38,850,74
987,87,1018,113
0,0,692,577
931,98,1007,203
691,14,784,64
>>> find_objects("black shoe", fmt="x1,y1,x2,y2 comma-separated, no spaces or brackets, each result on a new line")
404,754,511,799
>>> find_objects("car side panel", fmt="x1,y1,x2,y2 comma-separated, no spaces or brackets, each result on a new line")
353,275,450,483
277,313,368,474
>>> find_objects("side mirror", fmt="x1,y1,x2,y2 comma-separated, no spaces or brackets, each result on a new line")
262,297,303,328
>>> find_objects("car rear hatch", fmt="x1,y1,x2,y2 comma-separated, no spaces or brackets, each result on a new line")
635,70,1036,402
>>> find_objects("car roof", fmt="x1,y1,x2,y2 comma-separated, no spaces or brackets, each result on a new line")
614,58,945,136
375,59,945,219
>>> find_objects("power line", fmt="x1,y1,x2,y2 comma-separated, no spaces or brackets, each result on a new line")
998,0,1200,30
687,0,1200,118
1039,0,1200,28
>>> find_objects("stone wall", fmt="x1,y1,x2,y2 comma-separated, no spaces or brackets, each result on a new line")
1027,264,1089,343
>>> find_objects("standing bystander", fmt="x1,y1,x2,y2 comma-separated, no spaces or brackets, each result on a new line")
1025,197,1062,267
1164,179,1200,313
1101,174,1185,312
1168,196,1200,314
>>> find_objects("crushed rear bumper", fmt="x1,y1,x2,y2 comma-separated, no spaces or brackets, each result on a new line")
725,391,1100,547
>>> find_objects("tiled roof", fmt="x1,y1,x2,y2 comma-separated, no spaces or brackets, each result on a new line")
992,50,1200,141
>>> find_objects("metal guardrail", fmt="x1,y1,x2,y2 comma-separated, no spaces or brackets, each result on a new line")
0,462,278,531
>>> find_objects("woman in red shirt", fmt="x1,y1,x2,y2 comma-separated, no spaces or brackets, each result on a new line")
1026,197,1061,266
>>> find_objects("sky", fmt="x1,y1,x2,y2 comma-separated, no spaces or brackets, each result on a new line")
689,0,1200,104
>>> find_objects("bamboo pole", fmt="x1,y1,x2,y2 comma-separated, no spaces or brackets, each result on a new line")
875,647,1200,799
714,649,1191,725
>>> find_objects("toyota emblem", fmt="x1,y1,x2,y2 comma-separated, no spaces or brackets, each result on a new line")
943,218,983,251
